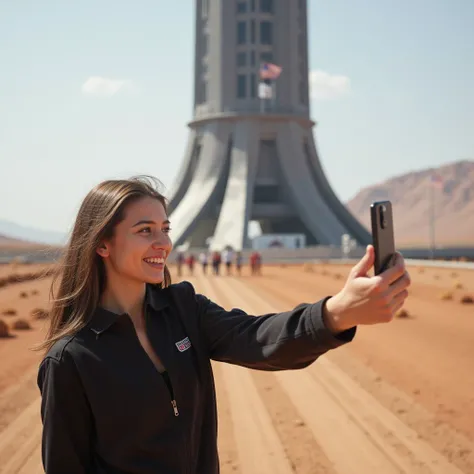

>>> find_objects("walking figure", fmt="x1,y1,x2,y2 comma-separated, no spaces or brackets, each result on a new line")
199,252,208,274
211,251,221,275
222,248,234,276
176,252,185,277
186,253,195,276
235,251,243,276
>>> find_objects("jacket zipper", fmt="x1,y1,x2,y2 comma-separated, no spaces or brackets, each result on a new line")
162,371,180,417
143,306,180,418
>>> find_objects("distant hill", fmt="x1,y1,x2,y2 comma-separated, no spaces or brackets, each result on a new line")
346,160,474,246
0,233,51,250
0,220,65,246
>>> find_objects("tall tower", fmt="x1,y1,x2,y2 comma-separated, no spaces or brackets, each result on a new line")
168,0,370,249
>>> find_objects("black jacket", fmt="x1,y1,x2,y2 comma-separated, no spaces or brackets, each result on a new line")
37,281,356,474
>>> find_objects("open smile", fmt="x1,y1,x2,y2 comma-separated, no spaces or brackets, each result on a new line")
143,257,165,269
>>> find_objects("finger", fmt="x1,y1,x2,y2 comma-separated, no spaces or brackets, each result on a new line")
381,252,406,285
389,289,409,311
388,271,411,295
351,245,374,278
391,297,407,316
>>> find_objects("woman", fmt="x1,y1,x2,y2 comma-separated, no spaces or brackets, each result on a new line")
36,176,410,474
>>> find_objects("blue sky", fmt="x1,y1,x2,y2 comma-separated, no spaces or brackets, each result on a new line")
0,0,473,234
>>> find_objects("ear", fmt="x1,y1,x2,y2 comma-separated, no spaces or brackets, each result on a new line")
96,242,110,258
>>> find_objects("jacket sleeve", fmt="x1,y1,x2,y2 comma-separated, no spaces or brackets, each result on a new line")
37,352,94,474
190,282,356,371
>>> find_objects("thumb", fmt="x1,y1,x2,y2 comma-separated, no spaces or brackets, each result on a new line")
351,245,374,278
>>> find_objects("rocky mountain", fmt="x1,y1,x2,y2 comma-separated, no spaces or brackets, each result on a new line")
346,160,474,246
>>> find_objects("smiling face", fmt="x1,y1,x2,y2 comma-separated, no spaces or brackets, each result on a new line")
97,196,173,285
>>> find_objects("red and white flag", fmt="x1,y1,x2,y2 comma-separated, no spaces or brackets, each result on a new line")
260,62,282,80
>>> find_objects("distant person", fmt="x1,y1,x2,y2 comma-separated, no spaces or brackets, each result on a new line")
199,251,208,274
176,251,185,277
235,251,243,276
250,251,258,275
186,253,195,276
222,248,233,275
34,176,411,474
256,251,262,275
211,251,221,276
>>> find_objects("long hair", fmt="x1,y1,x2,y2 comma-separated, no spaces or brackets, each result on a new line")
33,176,172,353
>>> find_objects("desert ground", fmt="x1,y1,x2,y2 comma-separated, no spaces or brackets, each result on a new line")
0,260,473,473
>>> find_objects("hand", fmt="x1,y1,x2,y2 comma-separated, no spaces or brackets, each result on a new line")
323,245,411,333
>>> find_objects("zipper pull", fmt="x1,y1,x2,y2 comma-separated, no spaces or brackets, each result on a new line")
171,399,179,417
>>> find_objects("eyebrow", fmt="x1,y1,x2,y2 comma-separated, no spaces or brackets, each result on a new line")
132,219,171,228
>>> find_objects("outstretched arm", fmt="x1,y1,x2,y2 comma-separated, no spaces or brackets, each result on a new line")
192,284,356,371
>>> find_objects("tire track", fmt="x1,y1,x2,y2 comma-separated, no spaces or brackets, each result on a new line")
222,275,465,473
187,275,242,474
17,446,43,474
195,274,294,473
0,366,40,435
252,267,474,472
0,397,42,474
202,275,336,474
210,361,242,474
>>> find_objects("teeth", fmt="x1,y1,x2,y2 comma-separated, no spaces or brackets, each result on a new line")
144,258,165,264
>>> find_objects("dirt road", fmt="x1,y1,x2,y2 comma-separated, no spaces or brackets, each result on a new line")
0,263,473,473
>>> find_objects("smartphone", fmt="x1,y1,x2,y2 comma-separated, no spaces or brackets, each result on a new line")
370,201,396,275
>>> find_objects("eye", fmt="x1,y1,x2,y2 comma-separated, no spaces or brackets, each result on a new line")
138,227,152,234
163,227,172,234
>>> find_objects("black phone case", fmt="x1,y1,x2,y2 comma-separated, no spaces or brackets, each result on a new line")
370,201,396,275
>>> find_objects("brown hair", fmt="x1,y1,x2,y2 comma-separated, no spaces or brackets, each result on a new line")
33,176,172,353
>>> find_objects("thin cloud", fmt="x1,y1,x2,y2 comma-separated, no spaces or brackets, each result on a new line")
309,70,351,100
81,76,136,97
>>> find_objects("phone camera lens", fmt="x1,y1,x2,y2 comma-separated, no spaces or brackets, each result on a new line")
379,205,386,229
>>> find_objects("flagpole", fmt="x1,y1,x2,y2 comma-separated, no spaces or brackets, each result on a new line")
429,178,436,260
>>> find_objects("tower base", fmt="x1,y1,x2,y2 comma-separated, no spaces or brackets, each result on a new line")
168,113,370,250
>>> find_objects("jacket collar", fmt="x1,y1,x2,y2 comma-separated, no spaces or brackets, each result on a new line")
88,284,170,337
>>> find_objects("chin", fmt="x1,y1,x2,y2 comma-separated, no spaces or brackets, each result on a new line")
144,273,165,285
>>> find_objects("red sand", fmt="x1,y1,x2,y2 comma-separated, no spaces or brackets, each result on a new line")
0,262,473,473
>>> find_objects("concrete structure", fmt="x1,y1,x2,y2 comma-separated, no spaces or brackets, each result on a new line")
167,0,371,250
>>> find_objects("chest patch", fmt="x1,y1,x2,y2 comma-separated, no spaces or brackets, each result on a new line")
175,336,192,353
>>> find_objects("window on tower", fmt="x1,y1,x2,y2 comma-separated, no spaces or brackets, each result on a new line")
250,19,256,43
250,74,256,98
237,1,247,13
237,21,247,44
237,75,247,98
251,0,256,12
260,0,274,13
201,81,207,104
260,51,273,63
260,21,273,45
237,52,247,67
201,0,209,18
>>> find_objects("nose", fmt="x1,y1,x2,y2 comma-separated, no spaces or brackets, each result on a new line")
151,235,172,251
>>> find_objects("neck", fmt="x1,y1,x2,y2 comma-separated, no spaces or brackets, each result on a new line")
99,270,146,326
